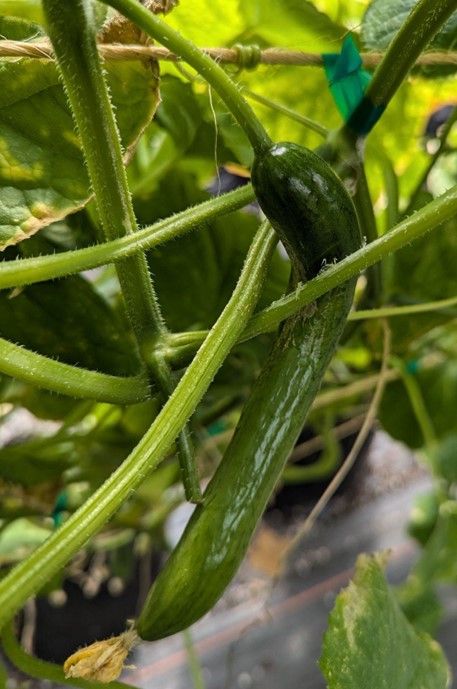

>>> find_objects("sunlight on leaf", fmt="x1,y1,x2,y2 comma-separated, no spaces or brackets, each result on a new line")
0,18,159,249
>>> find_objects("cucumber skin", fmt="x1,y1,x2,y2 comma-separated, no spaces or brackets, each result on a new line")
251,142,361,281
137,143,361,641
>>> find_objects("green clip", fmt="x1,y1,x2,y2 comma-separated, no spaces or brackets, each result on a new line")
323,35,384,136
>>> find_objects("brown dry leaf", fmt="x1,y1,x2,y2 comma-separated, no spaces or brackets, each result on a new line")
248,524,293,578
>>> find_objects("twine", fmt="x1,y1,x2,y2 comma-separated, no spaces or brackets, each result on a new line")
1,39,457,68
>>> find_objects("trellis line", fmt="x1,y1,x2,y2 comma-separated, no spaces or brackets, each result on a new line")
1,39,457,68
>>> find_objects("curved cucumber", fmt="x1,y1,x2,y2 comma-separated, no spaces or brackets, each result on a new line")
136,142,361,641
252,142,361,279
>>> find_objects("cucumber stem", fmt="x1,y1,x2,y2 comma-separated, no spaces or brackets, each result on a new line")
100,0,273,155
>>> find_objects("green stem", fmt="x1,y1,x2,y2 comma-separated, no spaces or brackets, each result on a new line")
0,337,150,403
0,656,7,686
42,0,161,345
364,0,457,108
243,181,457,339
0,186,255,290
243,89,328,138
183,629,206,689
282,417,341,483
164,182,457,363
43,0,200,502
391,356,437,449
337,1,457,150
1,620,136,689
375,147,400,231
352,162,382,306
0,221,277,630
100,0,272,154
348,295,457,321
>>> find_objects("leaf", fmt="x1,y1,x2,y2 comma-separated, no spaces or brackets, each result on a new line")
128,75,204,196
0,18,160,248
0,240,140,375
385,215,457,351
0,519,51,565
361,0,457,77
319,552,450,689
379,358,457,449
413,500,457,586
0,2,44,24
396,578,443,636
166,0,247,47
239,0,346,51
0,438,74,486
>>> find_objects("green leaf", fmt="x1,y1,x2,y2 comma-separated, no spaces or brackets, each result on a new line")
379,358,457,449
435,434,457,483
0,519,51,566
166,0,247,48
0,438,74,486
386,215,457,351
0,18,159,248
129,75,204,196
0,2,44,24
155,76,202,150
362,0,457,76
239,0,346,51
319,552,450,689
413,500,457,585
396,578,443,636
0,250,139,374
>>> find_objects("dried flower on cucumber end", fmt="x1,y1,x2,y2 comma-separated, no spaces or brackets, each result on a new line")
63,623,139,682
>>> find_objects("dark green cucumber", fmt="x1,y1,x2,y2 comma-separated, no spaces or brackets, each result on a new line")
136,142,361,641
251,142,361,280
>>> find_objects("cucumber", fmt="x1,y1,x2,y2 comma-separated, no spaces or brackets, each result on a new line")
252,142,361,280
136,142,361,641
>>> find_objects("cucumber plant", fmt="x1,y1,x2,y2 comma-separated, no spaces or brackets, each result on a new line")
1,0,457,687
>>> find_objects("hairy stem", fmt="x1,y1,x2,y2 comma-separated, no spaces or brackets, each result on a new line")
0,221,277,630
165,181,457,364
0,337,150,403
0,186,255,290
42,0,199,500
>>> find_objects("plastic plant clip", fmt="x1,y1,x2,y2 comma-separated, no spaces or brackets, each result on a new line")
323,35,385,136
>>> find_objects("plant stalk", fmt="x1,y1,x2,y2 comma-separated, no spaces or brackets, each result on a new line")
0,185,255,290
42,0,200,501
0,221,277,630
0,337,150,403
